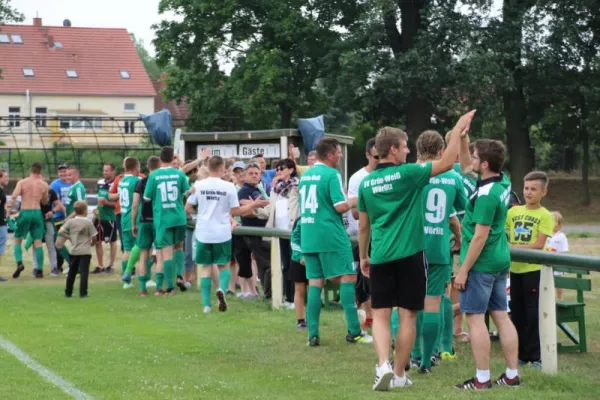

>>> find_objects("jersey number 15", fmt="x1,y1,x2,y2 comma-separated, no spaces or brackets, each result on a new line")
158,181,179,202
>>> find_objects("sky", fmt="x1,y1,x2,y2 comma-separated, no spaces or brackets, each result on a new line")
13,0,166,55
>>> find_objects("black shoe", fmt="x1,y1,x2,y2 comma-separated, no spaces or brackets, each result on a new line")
494,373,520,386
410,358,421,368
65,294,72,298
50,268,60,276
80,294,88,298
91,267,103,274
308,336,320,347
0,276,7,282
226,290,236,296
165,288,175,296
176,276,187,292
216,289,227,312
104,266,113,274
431,354,441,367
297,320,307,329
418,365,432,374
12,263,25,278
34,269,44,278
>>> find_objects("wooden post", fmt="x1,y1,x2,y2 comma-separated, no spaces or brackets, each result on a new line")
270,237,283,310
539,265,558,375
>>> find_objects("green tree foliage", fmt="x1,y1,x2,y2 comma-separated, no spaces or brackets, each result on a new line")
130,33,162,81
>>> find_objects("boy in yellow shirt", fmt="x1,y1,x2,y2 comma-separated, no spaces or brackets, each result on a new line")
505,171,554,368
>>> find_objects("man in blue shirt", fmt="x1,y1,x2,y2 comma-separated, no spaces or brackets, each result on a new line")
50,163,72,272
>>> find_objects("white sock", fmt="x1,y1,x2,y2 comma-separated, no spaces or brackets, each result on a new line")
506,368,518,379
476,369,490,382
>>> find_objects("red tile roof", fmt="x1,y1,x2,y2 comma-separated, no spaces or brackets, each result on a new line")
153,74,188,127
0,20,156,97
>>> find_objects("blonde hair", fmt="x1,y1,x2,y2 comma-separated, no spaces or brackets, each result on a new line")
74,200,88,216
551,211,564,230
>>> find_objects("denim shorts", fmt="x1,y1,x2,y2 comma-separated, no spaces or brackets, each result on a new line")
0,225,7,255
459,269,509,314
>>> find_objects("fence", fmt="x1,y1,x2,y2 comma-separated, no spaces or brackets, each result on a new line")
231,226,600,376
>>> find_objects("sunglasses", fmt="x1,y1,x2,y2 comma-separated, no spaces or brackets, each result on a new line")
369,153,380,160
277,166,289,171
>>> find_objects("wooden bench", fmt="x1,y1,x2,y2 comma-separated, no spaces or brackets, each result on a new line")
554,266,592,353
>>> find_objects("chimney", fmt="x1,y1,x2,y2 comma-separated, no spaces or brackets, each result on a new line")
33,17,42,27
47,34,54,48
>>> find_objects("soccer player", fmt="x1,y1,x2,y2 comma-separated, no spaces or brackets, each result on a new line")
9,162,50,278
299,137,372,347
506,171,553,368
66,167,86,220
453,139,519,389
143,147,190,295
95,163,118,274
357,111,474,391
186,156,268,312
110,158,141,288
413,130,467,374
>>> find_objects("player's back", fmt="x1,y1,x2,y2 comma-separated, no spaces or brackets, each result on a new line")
146,167,189,229
20,177,48,209
118,175,140,223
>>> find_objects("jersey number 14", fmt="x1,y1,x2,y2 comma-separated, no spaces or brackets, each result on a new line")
299,184,319,214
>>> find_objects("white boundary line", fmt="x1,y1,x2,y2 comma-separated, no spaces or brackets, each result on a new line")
0,335,93,400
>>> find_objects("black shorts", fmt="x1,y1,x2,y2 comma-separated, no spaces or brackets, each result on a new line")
353,246,370,304
370,251,427,310
233,235,252,278
290,259,308,284
95,219,117,243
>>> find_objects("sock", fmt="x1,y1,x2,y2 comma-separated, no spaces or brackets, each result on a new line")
24,235,33,251
307,286,323,339
420,312,441,368
126,246,140,275
506,368,518,379
441,296,454,353
58,247,70,263
146,259,154,280
297,318,305,324
340,282,362,336
174,250,184,278
476,369,490,383
35,247,44,271
411,311,424,360
219,268,231,292
14,243,23,264
201,277,212,307
156,272,164,290
163,259,174,290
121,260,128,276
139,275,147,292
391,309,399,339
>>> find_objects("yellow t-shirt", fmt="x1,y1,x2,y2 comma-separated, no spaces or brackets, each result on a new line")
505,205,554,274
296,165,310,176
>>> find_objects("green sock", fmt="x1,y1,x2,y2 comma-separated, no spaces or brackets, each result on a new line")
121,260,128,276
24,235,33,251
391,309,399,339
307,286,322,339
441,296,454,353
421,312,441,368
146,259,153,280
126,246,140,275
156,272,164,290
219,268,231,292
163,259,174,290
174,250,184,278
139,275,147,292
14,243,23,264
58,247,70,263
200,277,212,307
411,310,424,360
340,282,361,336
35,247,44,271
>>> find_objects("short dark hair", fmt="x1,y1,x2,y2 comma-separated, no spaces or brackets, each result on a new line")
160,147,175,163
524,170,549,189
244,162,261,172
316,137,340,160
104,163,116,171
208,155,225,172
147,156,160,171
31,162,42,174
416,130,444,159
253,154,264,159
125,157,139,172
277,158,298,177
0,169,7,178
474,139,505,173
365,138,376,153
375,127,407,158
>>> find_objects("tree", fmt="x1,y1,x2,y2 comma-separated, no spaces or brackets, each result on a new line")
130,33,162,81
0,0,24,79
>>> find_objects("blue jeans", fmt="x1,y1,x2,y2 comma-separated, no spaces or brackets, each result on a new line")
185,229,195,272
0,225,8,255
459,269,509,314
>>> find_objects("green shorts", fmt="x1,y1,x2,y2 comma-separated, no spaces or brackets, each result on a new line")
195,240,232,266
136,223,155,250
427,264,451,296
155,225,186,250
304,249,356,280
15,210,45,240
122,230,136,252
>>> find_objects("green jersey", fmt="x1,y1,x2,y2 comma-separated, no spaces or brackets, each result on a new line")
143,167,190,229
118,174,141,232
290,219,303,263
459,173,511,273
298,163,350,253
67,181,86,217
453,163,477,210
423,170,467,265
357,162,432,265
96,178,115,221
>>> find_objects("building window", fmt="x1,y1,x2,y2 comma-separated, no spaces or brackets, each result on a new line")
8,107,20,127
54,42,63,49
35,107,47,127
124,103,136,112
11,35,23,44
23,68,35,77
59,118,103,130
66,69,78,78
124,120,136,134
120,70,130,79
0,34,9,43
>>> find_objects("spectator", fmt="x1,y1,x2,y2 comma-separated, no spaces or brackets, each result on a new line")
50,163,72,273
546,211,568,300
95,163,118,275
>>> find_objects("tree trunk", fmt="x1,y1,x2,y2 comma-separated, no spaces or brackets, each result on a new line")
405,97,431,162
580,99,591,206
279,103,293,129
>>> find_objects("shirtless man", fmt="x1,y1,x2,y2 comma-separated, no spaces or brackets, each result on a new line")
8,162,50,278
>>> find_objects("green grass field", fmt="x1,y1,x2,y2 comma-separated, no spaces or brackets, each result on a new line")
1,239,599,400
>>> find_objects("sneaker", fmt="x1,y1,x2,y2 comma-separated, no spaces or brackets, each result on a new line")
104,266,113,274
154,290,165,296
388,360,411,373
430,353,441,366
34,269,44,279
236,292,248,298
372,361,394,391
441,351,457,361
140,291,149,297
91,267,103,274
176,276,187,292
50,269,60,277
164,288,175,296
308,336,320,347
185,282,192,289
494,373,521,387
418,365,432,374
146,280,157,288
12,263,25,279
122,273,132,284
454,377,492,390
203,306,212,313
346,331,373,344
518,360,528,366
297,321,307,329
123,282,134,289
216,289,228,312
389,374,413,389
283,301,296,310
79,294,88,298
226,289,236,296
530,361,542,369
410,358,421,369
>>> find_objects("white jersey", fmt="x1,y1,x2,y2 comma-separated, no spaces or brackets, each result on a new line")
546,231,569,253
187,177,239,244
348,167,369,200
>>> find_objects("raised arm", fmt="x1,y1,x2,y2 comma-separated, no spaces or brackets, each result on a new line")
431,110,476,177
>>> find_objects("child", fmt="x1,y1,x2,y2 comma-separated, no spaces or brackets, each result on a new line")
505,171,554,367
57,201,97,298
546,211,569,300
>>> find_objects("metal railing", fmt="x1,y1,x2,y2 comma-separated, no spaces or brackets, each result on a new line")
232,226,600,376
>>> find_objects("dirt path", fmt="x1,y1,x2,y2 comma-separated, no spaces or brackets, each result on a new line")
564,224,600,233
